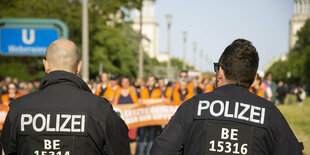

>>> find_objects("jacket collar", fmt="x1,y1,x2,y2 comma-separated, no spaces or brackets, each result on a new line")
39,70,91,93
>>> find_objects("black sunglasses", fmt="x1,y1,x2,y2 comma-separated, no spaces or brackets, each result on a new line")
213,63,220,72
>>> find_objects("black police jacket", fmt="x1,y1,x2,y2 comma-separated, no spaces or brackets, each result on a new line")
1,71,130,155
151,85,303,155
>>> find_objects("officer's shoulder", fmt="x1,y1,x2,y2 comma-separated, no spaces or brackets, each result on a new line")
245,90,286,121
7,91,41,113
190,91,218,103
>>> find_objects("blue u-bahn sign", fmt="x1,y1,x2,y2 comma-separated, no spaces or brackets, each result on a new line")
0,18,68,56
1,28,58,55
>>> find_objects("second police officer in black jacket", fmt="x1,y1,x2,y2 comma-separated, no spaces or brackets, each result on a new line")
151,39,303,155
1,39,130,155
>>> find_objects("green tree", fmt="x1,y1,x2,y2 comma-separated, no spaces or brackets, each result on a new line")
90,24,138,78
296,20,310,50
267,19,310,85
0,0,142,81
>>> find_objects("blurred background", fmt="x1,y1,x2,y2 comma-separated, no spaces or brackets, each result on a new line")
0,0,310,154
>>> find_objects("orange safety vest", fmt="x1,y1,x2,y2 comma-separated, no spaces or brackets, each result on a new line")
104,85,121,102
95,83,110,96
205,85,215,93
162,87,173,99
172,89,194,102
174,82,194,93
1,93,22,106
0,104,9,130
140,87,162,99
249,87,264,98
113,86,139,104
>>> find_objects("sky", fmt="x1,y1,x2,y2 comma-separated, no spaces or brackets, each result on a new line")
154,0,294,72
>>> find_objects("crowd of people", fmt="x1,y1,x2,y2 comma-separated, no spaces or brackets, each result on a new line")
0,69,307,155
249,72,307,106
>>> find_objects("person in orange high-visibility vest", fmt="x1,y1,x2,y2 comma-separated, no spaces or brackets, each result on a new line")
138,75,162,155
0,104,9,153
205,76,216,93
250,74,264,98
174,70,194,95
158,77,172,99
1,83,22,106
113,76,138,105
95,72,110,96
113,75,138,155
104,74,121,102
171,79,194,103
140,76,161,99
0,104,9,131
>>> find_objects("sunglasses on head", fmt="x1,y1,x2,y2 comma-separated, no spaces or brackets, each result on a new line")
213,63,220,72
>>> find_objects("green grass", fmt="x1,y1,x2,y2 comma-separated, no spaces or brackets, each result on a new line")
277,95,310,155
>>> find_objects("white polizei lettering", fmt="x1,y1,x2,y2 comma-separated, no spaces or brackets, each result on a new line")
60,114,71,132
234,102,239,118
21,114,32,131
81,115,85,132
250,105,261,124
71,115,81,132
224,101,233,118
55,114,60,132
210,100,224,117
197,100,210,116
20,114,86,133
46,114,56,132
196,100,266,125
33,113,46,132
238,103,250,121
260,108,266,124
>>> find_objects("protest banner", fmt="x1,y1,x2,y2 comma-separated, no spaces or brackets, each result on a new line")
0,104,9,130
113,100,182,129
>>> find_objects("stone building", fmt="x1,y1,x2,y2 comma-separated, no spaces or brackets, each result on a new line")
132,0,169,62
290,0,310,49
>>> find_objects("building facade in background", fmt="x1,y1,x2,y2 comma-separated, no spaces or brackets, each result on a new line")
132,0,168,62
290,0,310,49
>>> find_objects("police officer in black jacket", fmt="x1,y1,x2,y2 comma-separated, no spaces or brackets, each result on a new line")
151,39,303,155
1,39,130,155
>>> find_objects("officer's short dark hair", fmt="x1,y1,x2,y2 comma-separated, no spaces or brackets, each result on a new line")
218,39,259,88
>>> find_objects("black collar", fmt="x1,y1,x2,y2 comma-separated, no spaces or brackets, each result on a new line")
39,70,91,93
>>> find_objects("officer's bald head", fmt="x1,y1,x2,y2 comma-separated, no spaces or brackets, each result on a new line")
43,39,82,74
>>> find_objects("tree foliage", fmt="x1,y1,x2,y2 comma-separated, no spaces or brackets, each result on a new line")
0,0,193,81
0,0,142,80
267,19,310,85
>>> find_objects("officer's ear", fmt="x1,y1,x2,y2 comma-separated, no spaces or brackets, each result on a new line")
216,67,226,87
43,59,50,73
76,61,82,74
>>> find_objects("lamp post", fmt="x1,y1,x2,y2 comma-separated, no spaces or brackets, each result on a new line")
193,42,197,70
138,0,144,78
182,31,187,70
82,0,89,82
200,49,203,72
166,14,172,80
